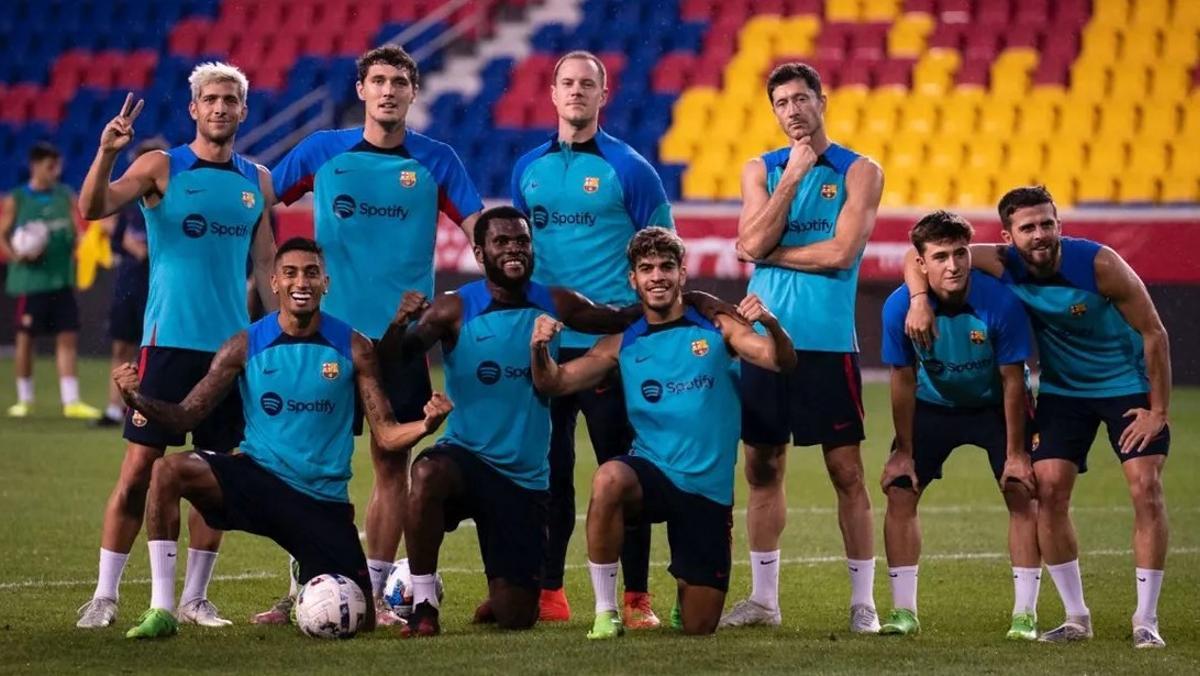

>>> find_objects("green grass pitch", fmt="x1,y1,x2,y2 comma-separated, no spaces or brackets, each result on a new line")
1,357,1197,674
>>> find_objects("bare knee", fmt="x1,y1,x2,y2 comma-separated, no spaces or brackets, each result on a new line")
148,455,186,496
1036,475,1073,514
825,451,867,495
886,488,921,518
591,461,635,506
1128,471,1165,514
408,456,449,502
113,450,159,510
744,446,785,488
372,445,411,487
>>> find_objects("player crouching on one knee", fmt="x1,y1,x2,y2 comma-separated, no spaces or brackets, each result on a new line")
877,211,1040,639
531,227,796,637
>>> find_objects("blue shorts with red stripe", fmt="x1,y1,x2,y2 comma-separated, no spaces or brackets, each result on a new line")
740,350,865,448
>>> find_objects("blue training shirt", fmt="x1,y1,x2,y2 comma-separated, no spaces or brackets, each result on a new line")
438,280,560,490
272,128,484,339
142,145,264,352
747,143,863,352
619,307,741,506
239,312,358,503
999,237,1149,398
512,129,674,349
882,270,1033,408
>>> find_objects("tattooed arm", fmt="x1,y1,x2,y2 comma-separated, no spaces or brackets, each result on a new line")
352,332,452,451
113,332,247,434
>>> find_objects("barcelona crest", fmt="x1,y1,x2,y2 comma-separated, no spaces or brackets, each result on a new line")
1069,303,1087,316
400,171,417,188
691,338,709,357
583,176,600,193
969,330,986,344
322,362,340,380
242,191,256,208
820,183,838,199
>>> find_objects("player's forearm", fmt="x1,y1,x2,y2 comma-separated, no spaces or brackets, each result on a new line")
1143,328,1172,417
738,182,798,259
79,151,121,219
127,392,203,434
762,318,796,372
564,303,640,335
1000,371,1028,458
373,418,434,452
903,248,930,297
530,345,566,396
889,371,916,456
761,240,857,272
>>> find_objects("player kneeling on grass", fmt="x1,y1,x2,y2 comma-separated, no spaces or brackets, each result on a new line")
878,211,1040,639
530,227,797,637
113,237,451,639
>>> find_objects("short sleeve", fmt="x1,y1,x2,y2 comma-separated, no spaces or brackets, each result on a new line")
880,286,916,367
990,286,1034,365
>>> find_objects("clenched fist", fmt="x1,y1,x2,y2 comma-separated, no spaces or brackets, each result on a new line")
393,291,430,325
111,362,140,407
421,392,453,432
531,314,563,349
737,293,777,325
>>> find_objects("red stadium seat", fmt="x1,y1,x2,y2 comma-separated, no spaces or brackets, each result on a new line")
493,94,529,128
680,0,713,21
926,24,965,50
876,59,916,88
784,0,824,13
937,0,973,24
814,23,851,61
30,96,64,125
962,28,1002,61
848,23,890,61
304,32,338,57
975,0,1012,28
955,58,991,87
841,60,875,87
1031,60,1069,86
336,32,372,56
652,52,697,93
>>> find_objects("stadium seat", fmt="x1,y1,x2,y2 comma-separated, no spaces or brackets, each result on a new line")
880,173,914,206
1075,172,1118,202
953,170,995,207
1117,174,1158,203
1160,174,1200,202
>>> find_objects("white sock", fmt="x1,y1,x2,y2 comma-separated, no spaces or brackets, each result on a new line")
749,550,781,610
147,540,178,612
16,377,33,403
848,558,876,608
105,403,124,420
367,559,392,599
888,565,919,612
287,556,299,597
178,548,218,606
93,548,128,601
1133,568,1163,628
59,376,80,405
1012,567,1041,616
588,560,619,614
411,573,440,609
1046,559,1089,617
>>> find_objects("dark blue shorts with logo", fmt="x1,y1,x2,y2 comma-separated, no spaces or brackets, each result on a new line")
614,455,732,592
123,346,244,452
741,350,866,448
889,400,1033,489
1032,392,1170,473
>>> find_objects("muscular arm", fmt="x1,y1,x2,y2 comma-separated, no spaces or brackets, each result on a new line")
757,159,883,272
889,366,918,459
377,293,461,364
531,333,620,397
0,195,15,260
736,158,797,260
1096,247,1171,418
551,288,642,335
123,332,247,434
80,150,166,219
717,313,796,372
352,333,443,450
999,363,1028,458
250,165,278,312
459,210,480,249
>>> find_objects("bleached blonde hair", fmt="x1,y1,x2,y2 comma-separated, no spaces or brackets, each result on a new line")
188,62,249,102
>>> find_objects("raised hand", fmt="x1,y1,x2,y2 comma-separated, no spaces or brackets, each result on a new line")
421,392,453,432
736,293,776,325
99,93,145,154
782,135,818,183
531,314,563,349
393,291,431,326
111,362,140,407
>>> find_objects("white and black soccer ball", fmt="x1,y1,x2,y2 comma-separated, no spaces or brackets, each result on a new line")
382,558,444,617
10,220,49,259
296,573,367,639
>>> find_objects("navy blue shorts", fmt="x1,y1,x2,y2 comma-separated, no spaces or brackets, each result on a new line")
195,452,369,594
107,287,146,344
741,350,865,448
889,401,1033,489
353,349,432,435
1033,392,1170,473
614,455,732,592
417,444,548,589
14,288,80,335
123,346,244,452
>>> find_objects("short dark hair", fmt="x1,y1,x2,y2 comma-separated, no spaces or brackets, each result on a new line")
766,62,823,101
274,237,324,263
553,50,607,87
357,45,419,88
997,185,1057,229
29,141,60,164
909,210,974,255
474,205,529,246
627,227,686,268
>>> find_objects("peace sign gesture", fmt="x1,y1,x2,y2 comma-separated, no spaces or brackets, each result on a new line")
99,92,145,153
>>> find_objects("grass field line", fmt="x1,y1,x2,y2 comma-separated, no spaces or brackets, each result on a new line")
5,547,1197,591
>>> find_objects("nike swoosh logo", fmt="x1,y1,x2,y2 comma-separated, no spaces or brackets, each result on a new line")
759,559,777,566
1138,577,1147,582
889,573,898,578
849,566,858,572
833,421,854,431
475,335,494,342
185,188,206,195
334,168,353,175
167,553,176,558
634,355,651,363
263,368,279,375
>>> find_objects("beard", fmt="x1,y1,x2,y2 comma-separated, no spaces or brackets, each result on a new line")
483,254,533,290
1017,237,1061,273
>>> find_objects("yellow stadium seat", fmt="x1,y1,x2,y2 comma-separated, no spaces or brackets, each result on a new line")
964,138,1005,173
897,95,940,135
991,69,1030,98
886,138,926,174
1096,105,1138,141
1014,107,1056,140
1069,63,1110,102
716,173,742,201
1160,175,1200,202
881,174,914,208
1160,28,1199,64
994,48,1039,73
1110,66,1150,97
852,136,888,165
1129,0,1170,27
659,131,697,163
740,15,784,49
979,102,1018,136
682,166,719,200
1148,66,1190,102
825,0,861,22
927,141,965,175
1086,141,1128,174
1005,142,1045,177
673,88,718,120
888,13,935,57
1046,138,1087,173
861,108,898,137
1119,31,1162,65
1040,170,1078,206
1140,103,1180,142
862,0,902,21
1079,25,1121,63
1117,174,1159,203
1129,142,1170,175
781,16,821,41
1028,85,1069,111
912,173,954,207
1057,104,1099,140
953,171,996,208
1169,140,1200,177
826,114,859,142
1181,103,1200,141
1174,0,1200,26
1091,0,1131,27
1076,172,1118,202
939,104,978,139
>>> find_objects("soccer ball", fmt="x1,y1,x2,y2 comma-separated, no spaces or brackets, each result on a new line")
295,573,367,639
10,221,49,259
382,558,443,617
